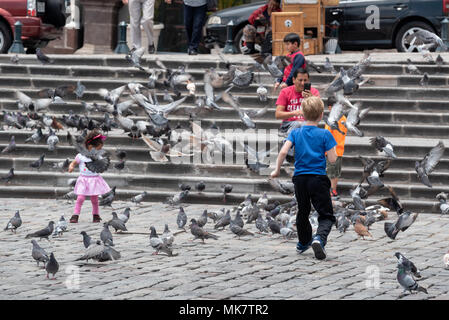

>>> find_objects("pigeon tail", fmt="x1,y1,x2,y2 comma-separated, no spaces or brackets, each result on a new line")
384,222,399,240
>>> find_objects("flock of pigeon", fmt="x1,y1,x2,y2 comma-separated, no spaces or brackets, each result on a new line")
2,29,449,297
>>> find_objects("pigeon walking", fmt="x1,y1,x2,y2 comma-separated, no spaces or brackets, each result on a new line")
1,136,16,154
80,231,92,249
149,226,173,256
190,218,218,243
177,207,188,230
396,263,427,296
52,216,68,237
118,207,131,224
1,167,15,184
436,192,449,215
31,240,49,267
29,154,45,170
395,252,422,279
100,222,114,246
230,221,254,239
4,210,21,233
36,48,54,64
214,209,231,230
45,252,59,279
25,221,54,240
108,212,127,233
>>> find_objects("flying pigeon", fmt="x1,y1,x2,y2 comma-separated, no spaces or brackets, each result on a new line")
415,141,445,188
370,136,397,158
384,211,419,240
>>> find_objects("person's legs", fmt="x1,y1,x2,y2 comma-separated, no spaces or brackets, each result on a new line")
189,4,207,51
129,0,143,49
184,4,194,50
309,175,336,247
91,195,99,216
142,0,155,49
293,175,312,247
74,195,86,215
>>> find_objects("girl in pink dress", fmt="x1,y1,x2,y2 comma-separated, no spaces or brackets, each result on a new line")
68,130,111,223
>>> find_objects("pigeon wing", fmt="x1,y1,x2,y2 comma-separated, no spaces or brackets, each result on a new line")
422,141,445,174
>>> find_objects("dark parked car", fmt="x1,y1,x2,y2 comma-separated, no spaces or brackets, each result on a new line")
205,0,448,53
0,0,67,53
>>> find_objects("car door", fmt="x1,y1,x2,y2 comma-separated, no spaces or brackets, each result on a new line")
339,0,410,47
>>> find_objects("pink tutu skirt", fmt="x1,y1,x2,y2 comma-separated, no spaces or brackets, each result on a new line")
74,175,111,196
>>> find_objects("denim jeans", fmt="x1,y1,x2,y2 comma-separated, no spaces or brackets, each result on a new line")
184,4,207,50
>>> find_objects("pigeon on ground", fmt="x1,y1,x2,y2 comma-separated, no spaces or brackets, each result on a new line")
197,210,208,228
266,216,281,235
177,207,188,230
419,72,429,87
167,190,189,206
415,141,445,188
36,48,54,64
1,136,16,154
406,59,422,75
31,240,49,267
46,129,59,151
354,217,372,239
114,160,126,172
256,192,269,210
268,178,295,194
99,187,115,207
149,226,173,256
178,183,191,191
230,220,254,238
1,168,15,184
131,191,148,205
255,214,270,233
190,218,219,243
10,54,19,64
80,231,92,249
436,192,449,215
394,252,422,279
232,210,244,228
195,181,206,192
74,80,86,99
370,136,397,158
52,216,67,237
108,212,127,233
25,221,54,240
221,184,233,202
25,127,44,144
323,57,336,74
335,213,350,233
214,209,231,230
396,263,428,296
161,224,174,247
100,222,114,246
4,210,21,233
75,240,120,263
45,252,59,279
118,207,131,224
384,211,419,240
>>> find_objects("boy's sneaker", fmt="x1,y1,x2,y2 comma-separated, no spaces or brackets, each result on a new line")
296,239,312,254
330,189,340,200
311,235,327,260
69,215,79,223
92,215,102,223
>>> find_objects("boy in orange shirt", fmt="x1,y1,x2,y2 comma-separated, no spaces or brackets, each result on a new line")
325,96,347,199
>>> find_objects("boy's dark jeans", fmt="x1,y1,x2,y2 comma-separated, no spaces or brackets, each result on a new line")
292,174,336,247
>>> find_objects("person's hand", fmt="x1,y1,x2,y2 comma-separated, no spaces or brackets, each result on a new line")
294,108,303,117
270,168,280,179
68,163,75,173
122,0,128,4
280,83,288,89
165,0,172,4
302,90,312,98
274,82,281,91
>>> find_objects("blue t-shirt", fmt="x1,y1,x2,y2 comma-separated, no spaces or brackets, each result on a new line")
287,125,337,176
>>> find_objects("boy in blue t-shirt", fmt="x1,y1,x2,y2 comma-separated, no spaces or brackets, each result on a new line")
271,96,337,260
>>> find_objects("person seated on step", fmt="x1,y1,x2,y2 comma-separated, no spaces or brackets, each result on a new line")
242,0,281,54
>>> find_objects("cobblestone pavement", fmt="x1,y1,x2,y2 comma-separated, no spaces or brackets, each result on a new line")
1,198,449,300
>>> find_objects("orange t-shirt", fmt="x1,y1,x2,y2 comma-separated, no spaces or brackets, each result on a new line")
324,115,347,157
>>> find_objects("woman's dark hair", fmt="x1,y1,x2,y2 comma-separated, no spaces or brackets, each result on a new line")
84,130,104,149
283,33,301,46
292,68,310,80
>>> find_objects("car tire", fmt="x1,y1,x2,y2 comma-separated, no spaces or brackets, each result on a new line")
395,21,434,52
234,28,245,54
0,21,12,54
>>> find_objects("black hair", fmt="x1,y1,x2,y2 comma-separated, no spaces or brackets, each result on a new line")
273,0,281,4
283,33,301,46
292,68,309,80
327,96,337,107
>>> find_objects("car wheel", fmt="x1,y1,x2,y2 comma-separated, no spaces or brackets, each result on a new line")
0,21,12,53
395,21,434,52
234,27,262,54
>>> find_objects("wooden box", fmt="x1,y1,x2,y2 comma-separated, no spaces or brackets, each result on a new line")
322,0,339,6
271,12,304,41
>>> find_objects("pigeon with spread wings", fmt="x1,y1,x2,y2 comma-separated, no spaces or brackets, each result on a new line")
67,132,110,173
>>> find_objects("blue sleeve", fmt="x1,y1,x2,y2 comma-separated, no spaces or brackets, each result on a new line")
324,130,337,152
286,129,295,147
285,54,305,86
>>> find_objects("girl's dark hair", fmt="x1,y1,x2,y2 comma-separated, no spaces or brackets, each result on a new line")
283,33,301,46
84,130,104,149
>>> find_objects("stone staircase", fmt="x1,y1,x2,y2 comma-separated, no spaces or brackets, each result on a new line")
0,52,448,213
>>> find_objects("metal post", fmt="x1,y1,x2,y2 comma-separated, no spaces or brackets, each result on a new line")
114,21,130,54
8,21,25,54
222,20,238,54
441,17,449,49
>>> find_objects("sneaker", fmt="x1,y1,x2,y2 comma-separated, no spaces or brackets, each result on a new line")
296,239,312,254
92,215,102,223
311,235,327,260
330,189,340,200
148,44,155,54
188,48,198,55
69,215,79,223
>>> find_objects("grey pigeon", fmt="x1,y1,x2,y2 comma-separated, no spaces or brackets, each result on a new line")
335,213,350,233
25,127,44,144
25,221,54,240
415,141,445,188
4,210,21,233
100,222,114,246
268,178,295,194
99,85,126,105
99,187,115,207
197,210,208,228
214,209,231,230
10,54,19,64
406,59,422,75
52,216,67,237
323,57,336,74
108,212,127,233
436,192,449,214
280,222,297,240
167,190,189,205
1,168,15,184
1,136,16,154
195,181,206,192
29,153,45,170
76,240,120,263
178,183,191,191
36,48,54,64
126,46,146,71
395,252,422,279
75,80,86,99
131,191,148,205
419,72,429,87
161,224,174,247
149,226,173,256
31,240,49,267
370,136,397,158
80,231,92,249
118,207,131,224
324,102,345,135
190,218,218,243
384,211,419,240
177,207,188,230
233,210,244,228
396,263,427,296
245,204,260,224
255,214,270,233
45,252,59,279
230,221,254,238
267,216,281,235
342,105,370,137
436,54,444,67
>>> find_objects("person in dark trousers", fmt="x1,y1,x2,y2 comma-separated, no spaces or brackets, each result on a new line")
274,33,306,91
271,96,337,260
165,0,207,55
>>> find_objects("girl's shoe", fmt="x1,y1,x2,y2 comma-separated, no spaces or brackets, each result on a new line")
70,215,79,223
92,215,102,223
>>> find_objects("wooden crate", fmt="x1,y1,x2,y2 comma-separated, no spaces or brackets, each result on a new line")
322,0,339,6
271,12,304,40
272,37,317,56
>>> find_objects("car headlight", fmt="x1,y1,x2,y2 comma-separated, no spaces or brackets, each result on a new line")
207,16,222,25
